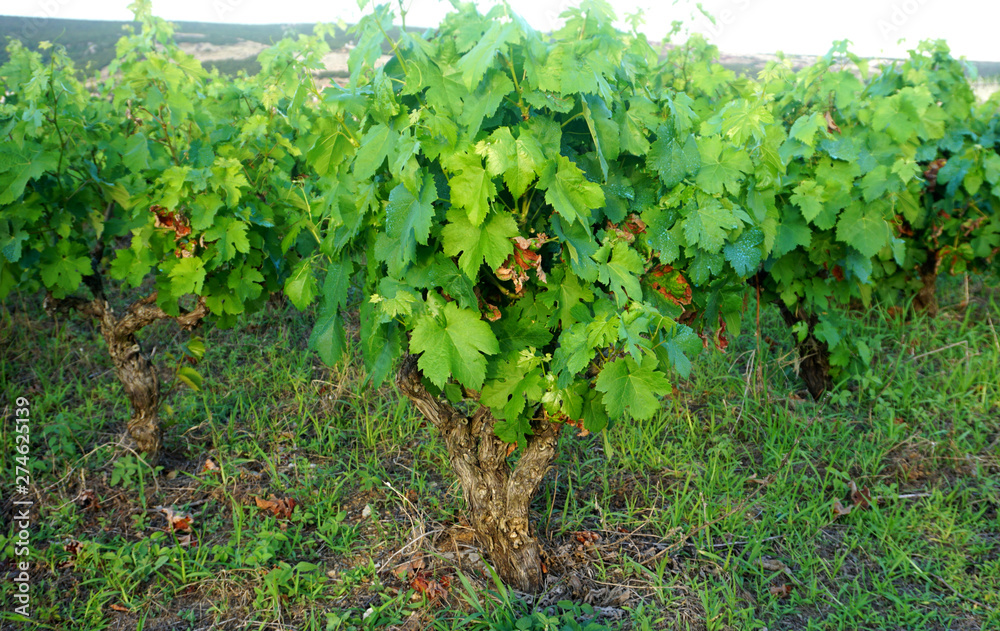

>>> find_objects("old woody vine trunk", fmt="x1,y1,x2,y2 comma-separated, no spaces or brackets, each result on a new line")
778,303,833,400
912,251,939,317
48,274,207,464
396,356,560,593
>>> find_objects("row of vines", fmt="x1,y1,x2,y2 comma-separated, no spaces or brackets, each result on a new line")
2,0,998,591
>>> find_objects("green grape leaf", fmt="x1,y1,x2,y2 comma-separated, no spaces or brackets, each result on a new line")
538,155,605,225
682,198,739,252
695,136,751,195
789,113,826,147
385,173,438,268
284,259,317,311
0,147,58,204
39,246,92,292
410,301,499,390
595,355,671,420
443,150,495,227
309,310,347,366
595,242,644,306
456,21,520,89
353,123,393,180
123,133,150,173
648,134,700,188
773,207,812,258
836,201,892,258
790,180,827,223
168,256,207,296
482,360,544,423
538,266,594,328
441,208,518,278
723,227,764,276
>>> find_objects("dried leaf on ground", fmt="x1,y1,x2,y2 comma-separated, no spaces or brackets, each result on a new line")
832,498,853,517
78,490,100,511
759,559,790,573
392,553,426,579
254,494,298,519
410,572,450,602
849,480,873,510
769,583,794,598
573,531,601,546
159,506,193,532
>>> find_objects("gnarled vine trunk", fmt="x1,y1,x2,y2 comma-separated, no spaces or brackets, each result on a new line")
47,287,206,465
395,356,560,593
912,251,939,317
778,303,832,400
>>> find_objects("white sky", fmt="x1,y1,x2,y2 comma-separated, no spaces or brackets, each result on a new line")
3,0,999,62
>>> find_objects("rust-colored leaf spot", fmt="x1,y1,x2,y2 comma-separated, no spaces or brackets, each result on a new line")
646,265,693,307
831,265,845,282
150,205,192,240
605,213,647,243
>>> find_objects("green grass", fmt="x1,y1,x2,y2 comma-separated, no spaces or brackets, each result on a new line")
1,275,998,630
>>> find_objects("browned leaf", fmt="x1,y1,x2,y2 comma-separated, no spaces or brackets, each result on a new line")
760,559,790,573
832,498,853,517
496,234,550,294
849,480,873,510
64,539,82,556
159,506,194,532
109,603,131,612
769,583,794,598
393,554,426,579
482,301,501,321
254,494,298,520
79,490,100,511
410,572,449,602
200,459,219,474
824,111,841,133
150,205,192,240
562,416,590,437
573,531,601,546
